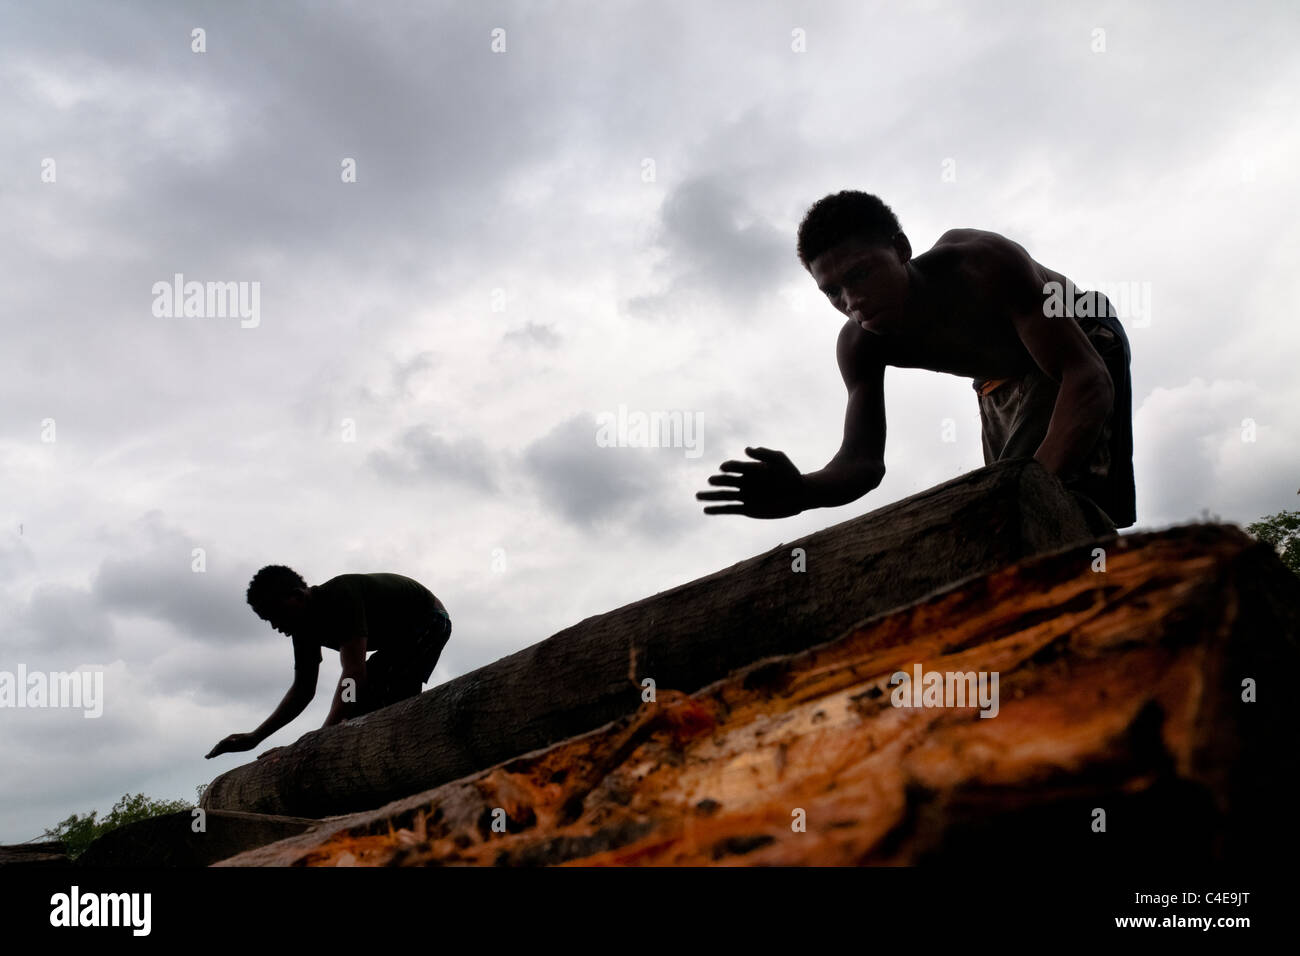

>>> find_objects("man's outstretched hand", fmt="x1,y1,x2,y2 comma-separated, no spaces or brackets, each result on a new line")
205,732,259,759
697,446,806,518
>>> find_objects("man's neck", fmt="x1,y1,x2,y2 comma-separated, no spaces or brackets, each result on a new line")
903,260,929,320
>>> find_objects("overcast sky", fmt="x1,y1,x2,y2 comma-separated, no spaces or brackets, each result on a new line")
2,0,1297,843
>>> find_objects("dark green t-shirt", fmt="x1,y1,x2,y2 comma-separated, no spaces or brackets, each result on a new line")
290,573,445,669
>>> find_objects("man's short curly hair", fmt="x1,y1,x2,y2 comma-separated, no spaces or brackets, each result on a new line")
246,565,306,617
796,191,902,269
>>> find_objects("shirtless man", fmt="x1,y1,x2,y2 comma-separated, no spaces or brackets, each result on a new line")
697,190,1134,529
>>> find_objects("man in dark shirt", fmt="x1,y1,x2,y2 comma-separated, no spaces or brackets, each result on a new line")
205,566,451,759
696,190,1135,531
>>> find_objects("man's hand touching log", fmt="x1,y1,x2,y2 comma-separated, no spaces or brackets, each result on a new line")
205,732,260,759
697,446,807,518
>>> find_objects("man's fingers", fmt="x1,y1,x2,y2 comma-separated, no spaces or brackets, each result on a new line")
718,459,765,475
702,504,747,515
745,446,786,463
696,490,743,502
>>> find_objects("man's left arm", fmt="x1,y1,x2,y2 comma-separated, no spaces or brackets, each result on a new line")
322,635,367,728
995,250,1114,478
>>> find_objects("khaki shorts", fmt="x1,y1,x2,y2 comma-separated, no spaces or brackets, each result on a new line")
974,309,1135,530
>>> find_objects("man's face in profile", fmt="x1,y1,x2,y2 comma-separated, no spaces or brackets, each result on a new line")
808,235,910,335
264,588,308,635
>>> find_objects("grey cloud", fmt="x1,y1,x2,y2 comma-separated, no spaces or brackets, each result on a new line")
503,322,561,349
626,173,793,321
369,425,498,491
145,641,299,707
90,512,258,645
392,351,440,397
0,534,37,580
522,413,690,537
1134,378,1299,529
11,583,116,657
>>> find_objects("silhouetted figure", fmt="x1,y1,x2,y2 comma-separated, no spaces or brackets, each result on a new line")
205,566,451,759
698,191,1135,530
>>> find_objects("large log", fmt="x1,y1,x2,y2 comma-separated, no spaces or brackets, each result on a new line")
0,842,69,868
76,810,319,867
215,524,1300,866
204,458,1106,818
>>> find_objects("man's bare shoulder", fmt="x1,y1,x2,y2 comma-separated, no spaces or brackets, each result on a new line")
835,318,888,385
931,228,1052,300
935,227,991,246
933,227,1030,262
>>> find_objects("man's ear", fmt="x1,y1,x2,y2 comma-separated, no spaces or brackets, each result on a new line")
892,231,912,262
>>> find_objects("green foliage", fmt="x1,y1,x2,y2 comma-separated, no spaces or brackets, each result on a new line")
42,792,195,859
1245,509,1300,576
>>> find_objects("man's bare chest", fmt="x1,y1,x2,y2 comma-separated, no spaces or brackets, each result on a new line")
878,299,1034,380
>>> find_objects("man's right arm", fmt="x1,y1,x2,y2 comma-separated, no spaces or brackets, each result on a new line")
250,664,317,744
800,323,887,509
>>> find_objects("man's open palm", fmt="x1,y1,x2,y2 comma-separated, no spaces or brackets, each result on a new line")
697,446,805,518
205,732,258,759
